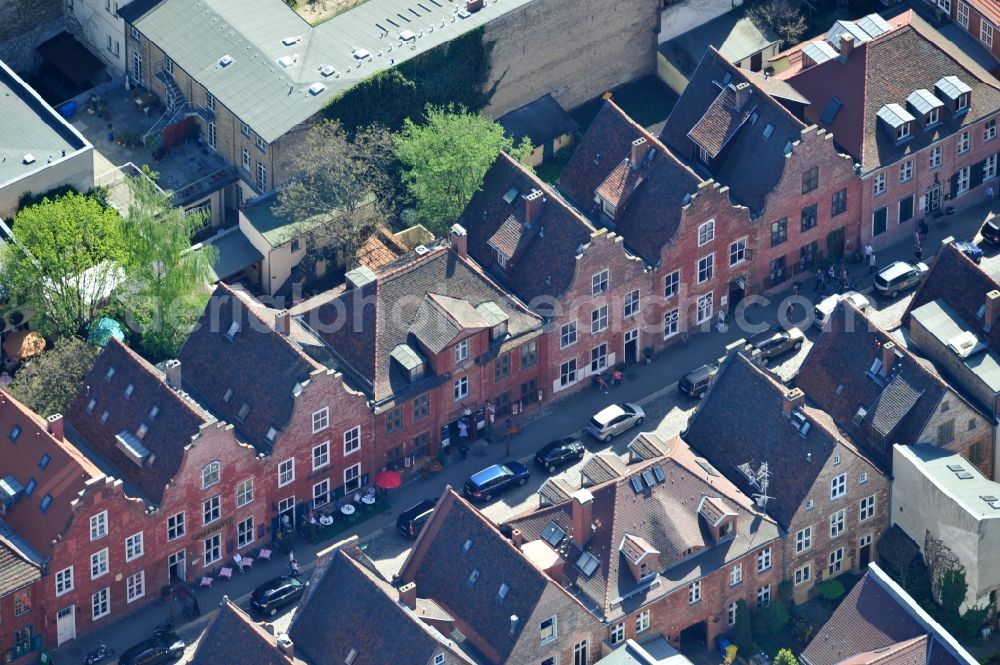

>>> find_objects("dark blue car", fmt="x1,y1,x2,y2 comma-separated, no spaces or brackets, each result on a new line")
955,240,983,263
463,462,530,502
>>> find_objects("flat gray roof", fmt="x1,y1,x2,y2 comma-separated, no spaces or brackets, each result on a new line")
896,444,1000,521
123,0,534,143
0,59,90,189
910,299,1000,391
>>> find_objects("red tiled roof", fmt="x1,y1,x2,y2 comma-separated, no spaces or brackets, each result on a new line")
0,537,40,597
687,84,754,157
486,215,524,258
356,235,400,271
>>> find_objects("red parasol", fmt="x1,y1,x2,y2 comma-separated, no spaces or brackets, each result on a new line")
374,470,402,490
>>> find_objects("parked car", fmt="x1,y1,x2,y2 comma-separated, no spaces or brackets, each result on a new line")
396,499,436,538
587,403,645,442
462,462,530,502
747,327,805,364
250,576,307,616
118,633,185,665
874,260,929,298
535,437,586,473
678,362,720,398
954,240,983,263
813,292,870,329
981,219,1000,245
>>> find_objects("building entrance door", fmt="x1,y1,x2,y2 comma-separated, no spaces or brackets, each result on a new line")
925,184,942,213
624,329,639,363
56,605,75,645
168,549,186,582
859,534,872,569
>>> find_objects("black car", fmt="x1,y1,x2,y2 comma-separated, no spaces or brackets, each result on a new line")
982,219,1000,245
118,633,185,665
250,576,307,616
678,362,719,398
396,499,436,538
462,462,531,502
535,437,586,473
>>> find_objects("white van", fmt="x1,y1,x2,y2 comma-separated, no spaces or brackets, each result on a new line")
813,292,870,329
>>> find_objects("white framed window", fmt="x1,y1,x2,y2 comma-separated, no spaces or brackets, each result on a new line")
344,426,361,455
688,580,702,604
635,609,650,633
900,160,913,183
830,509,846,538
313,441,330,470
697,293,713,324
757,585,771,608
455,339,469,363
55,567,73,596
237,516,254,549
927,108,940,126
831,473,847,499
729,238,747,266
930,146,943,168
860,495,876,521
592,269,609,296
986,154,998,180
873,172,886,195
624,290,641,318
757,548,771,572
278,458,295,487
91,548,109,579
126,570,145,603
664,270,680,298
241,122,251,138
559,359,578,387
204,533,222,565
454,376,469,401
236,478,253,507
206,93,215,111
560,321,577,349
795,565,811,586
201,461,221,489
730,563,742,586
313,479,330,508
90,511,108,540
344,463,362,493
859,472,869,485
697,254,714,283
663,309,679,339
982,20,994,48
591,305,608,333
591,344,608,373
957,165,971,194
434,656,445,665
795,527,812,553
255,135,267,152
610,622,625,645
125,532,144,561
167,512,185,540
312,407,330,434
986,118,997,142
958,0,969,28
727,602,738,626
256,162,266,190
698,219,715,246
92,587,110,620
958,130,971,155
938,0,951,14
574,641,589,665
896,122,911,141
242,147,250,171
829,547,844,575
202,495,221,525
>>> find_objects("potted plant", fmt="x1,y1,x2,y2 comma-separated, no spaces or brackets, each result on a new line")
643,347,654,364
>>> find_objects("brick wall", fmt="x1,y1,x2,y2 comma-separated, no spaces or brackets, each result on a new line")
506,584,604,665
949,1,1000,61
0,577,42,662
919,392,994,480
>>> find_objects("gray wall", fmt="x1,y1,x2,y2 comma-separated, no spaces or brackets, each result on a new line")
0,147,94,219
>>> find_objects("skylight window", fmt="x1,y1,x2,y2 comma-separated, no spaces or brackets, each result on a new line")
652,465,666,483
630,476,643,494
468,568,479,584
641,470,656,488
576,552,600,578
820,97,843,125
463,539,473,553
225,321,240,340
762,123,774,139
542,522,566,547
497,583,509,600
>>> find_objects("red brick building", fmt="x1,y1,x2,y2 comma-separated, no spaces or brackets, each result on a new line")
778,11,1000,249
928,0,1000,64
294,244,543,465
508,436,782,651
0,539,41,662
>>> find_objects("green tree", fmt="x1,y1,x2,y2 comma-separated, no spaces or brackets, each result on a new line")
120,174,216,362
0,192,124,338
747,0,807,46
734,599,753,656
8,337,100,417
395,103,532,236
773,649,797,665
752,602,790,640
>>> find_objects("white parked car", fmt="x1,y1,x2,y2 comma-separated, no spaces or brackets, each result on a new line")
588,403,645,442
813,291,870,329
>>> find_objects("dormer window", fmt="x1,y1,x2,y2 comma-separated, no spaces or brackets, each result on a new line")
927,108,940,125
698,146,710,164
878,104,915,145
600,197,616,219
908,89,943,129
494,249,508,269
896,122,911,141
936,76,972,116
957,93,969,112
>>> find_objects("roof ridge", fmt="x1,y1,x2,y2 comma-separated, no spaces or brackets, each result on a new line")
603,100,705,184
499,152,599,233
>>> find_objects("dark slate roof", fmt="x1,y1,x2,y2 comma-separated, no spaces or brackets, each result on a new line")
904,242,1000,350
298,246,540,402
178,283,322,453
660,48,806,214
558,101,703,264
290,543,470,665
0,538,40,598
795,302,950,469
508,441,780,622
802,566,974,665
399,489,562,663
683,353,875,529
459,152,598,303
786,12,1000,171
190,600,299,665
496,93,578,147
67,339,211,502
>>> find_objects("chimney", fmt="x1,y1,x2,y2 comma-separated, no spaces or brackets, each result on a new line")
274,310,290,336
164,359,182,390
398,581,417,610
511,528,524,550
631,137,650,165
276,634,294,659
880,341,898,377
524,189,544,226
46,413,64,440
450,224,468,259
570,488,594,548
986,290,1000,330
509,614,519,635
733,82,751,111
782,388,805,417
840,34,855,59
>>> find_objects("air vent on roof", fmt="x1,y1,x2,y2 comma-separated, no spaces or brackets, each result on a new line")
282,35,301,46
277,55,298,68
219,54,233,67
308,82,326,95
947,331,985,359
400,29,416,41
319,65,335,77
352,48,371,60
414,245,430,255
22,154,36,165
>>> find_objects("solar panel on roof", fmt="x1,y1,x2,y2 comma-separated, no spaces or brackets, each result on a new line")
630,476,644,494
576,552,600,578
542,522,566,547
641,470,656,488
652,465,666,483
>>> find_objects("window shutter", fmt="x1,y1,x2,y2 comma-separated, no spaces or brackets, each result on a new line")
950,172,960,197
971,160,985,189
919,194,926,210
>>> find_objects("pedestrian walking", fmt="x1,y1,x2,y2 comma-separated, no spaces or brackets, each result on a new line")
612,369,623,386
914,230,921,246
792,282,800,297
841,266,848,288
914,244,923,261
289,551,300,576
868,252,877,274
786,303,795,320
864,244,874,259
827,265,835,282
815,268,824,292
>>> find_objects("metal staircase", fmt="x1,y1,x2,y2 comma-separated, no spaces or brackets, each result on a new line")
143,67,215,143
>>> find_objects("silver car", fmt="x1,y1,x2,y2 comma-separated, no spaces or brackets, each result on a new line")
587,403,645,442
